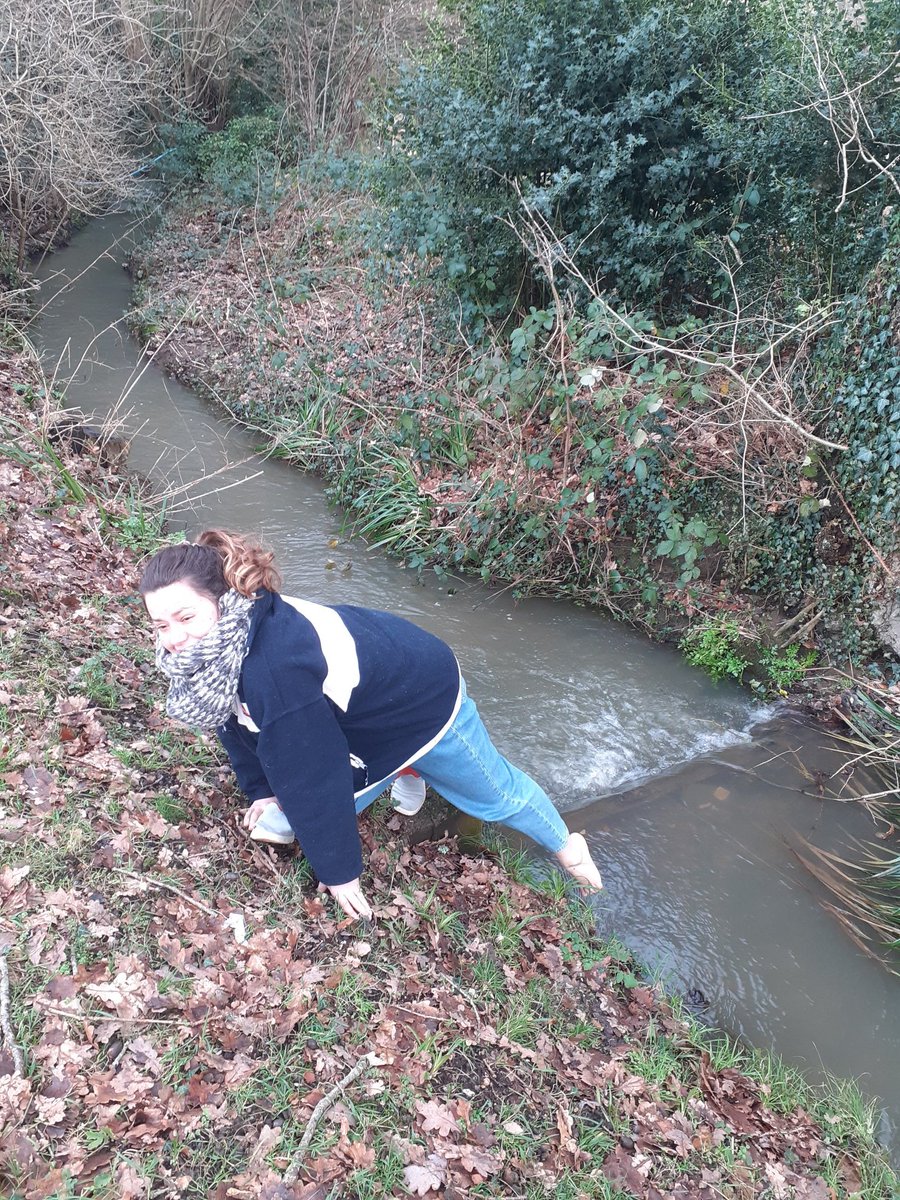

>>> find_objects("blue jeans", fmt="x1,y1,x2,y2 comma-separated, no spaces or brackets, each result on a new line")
354,680,569,853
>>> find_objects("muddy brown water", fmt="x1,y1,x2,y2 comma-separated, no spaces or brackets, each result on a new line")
30,214,900,1154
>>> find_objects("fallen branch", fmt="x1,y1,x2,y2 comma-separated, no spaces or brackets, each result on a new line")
283,1051,380,1184
111,868,248,943
774,598,819,644
821,462,894,578
504,192,848,456
110,866,220,918
0,945,24,1074
794,609,824,645
34,1000,200,1026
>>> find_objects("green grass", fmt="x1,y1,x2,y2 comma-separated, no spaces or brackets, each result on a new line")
151,794,190,824
625,1020,690,1096
111,726,212,771
484,894,539,961
340,439,433,555
471,953,507,1003
401,882,467,944
103,489,178,555
497,979,552,1047
74,653,122,710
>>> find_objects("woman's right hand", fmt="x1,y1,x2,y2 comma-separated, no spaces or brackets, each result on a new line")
242,796,280,831
318,878,373,921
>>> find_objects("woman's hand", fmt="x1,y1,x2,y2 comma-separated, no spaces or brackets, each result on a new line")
318,878,373,921
242,796,280,831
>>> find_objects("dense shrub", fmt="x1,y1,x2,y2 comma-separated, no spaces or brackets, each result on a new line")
739,213,900,656
382,0,900,323
698,0,900,309
156,112,284,208
383,0,743,318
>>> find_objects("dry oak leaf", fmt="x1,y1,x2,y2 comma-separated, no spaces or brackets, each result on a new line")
416,1098,458,1138
116,1162,148,1199
602,1145,648,1196
453,1142,502,1177
402,1155,448,1196
22,764,62,805
343,1139,376,1169
0,1076,32,1134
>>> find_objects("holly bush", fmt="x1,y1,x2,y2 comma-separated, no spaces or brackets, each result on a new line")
380,0,900,323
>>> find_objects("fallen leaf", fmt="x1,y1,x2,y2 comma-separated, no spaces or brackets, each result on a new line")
403,1156,447,1195
416,1098,457,1138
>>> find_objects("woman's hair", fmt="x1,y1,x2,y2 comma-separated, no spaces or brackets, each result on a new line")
138,530,281,601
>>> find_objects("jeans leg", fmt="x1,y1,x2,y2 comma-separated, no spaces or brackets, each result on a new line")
414,684,568,853
354,777,394,814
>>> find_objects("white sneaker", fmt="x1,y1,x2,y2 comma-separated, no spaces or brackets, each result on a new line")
249,802,296,845
391,773,426,816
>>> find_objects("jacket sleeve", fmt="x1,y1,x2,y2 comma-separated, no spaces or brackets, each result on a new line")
254,699,364,887
216,716,275,802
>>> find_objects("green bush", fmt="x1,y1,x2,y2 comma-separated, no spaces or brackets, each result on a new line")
381,0,900,322
681,620,750,682
383,0,744,318
153,119,209,187
739,215,900,657
196,112,282,206
156,112,284,207
697,0,900,307
760,644,818,693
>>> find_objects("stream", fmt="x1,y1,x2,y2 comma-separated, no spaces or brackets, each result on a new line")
30,213,900,1155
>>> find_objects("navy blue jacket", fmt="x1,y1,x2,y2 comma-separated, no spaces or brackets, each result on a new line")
216,591,461,885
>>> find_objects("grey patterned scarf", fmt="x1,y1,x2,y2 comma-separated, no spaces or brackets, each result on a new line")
155,589,256,729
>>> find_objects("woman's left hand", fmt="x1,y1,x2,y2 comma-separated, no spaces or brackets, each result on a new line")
318,878,373,921
242,796,279,831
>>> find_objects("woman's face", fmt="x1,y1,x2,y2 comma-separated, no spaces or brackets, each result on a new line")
145,581,219,654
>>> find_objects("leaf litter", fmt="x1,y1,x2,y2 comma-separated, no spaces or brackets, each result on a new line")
0,360,894,1197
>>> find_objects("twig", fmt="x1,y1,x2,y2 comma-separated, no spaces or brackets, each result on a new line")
34,1000,199,1026
794,609,824,645
504,192,848,456
773,598,819,643
0,946,24,1074
820,462,894,578
110,866,220,918
283,1051,379,1184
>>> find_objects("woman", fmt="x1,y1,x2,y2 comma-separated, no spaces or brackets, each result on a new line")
140,531,603,920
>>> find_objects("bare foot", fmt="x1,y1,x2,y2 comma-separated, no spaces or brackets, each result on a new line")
555,832,603,894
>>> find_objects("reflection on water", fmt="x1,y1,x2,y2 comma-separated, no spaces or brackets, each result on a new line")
31,214,900,1157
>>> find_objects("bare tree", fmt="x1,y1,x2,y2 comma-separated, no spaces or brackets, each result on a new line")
111,0,264,129
275,0,426,153
744,31,900,214
0,0,147,268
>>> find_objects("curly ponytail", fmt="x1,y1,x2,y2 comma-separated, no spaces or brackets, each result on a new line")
139,530,281,602
196,530,281,597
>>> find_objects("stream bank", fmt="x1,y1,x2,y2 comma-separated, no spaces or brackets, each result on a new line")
127,180,899,709
26,213,900,1165
0,359,896,1200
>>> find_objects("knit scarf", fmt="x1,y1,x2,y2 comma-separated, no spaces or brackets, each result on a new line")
155,589,256,729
